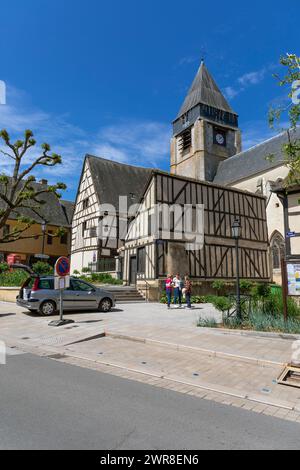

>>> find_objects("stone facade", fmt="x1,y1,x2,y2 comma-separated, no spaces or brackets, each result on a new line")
171,119,241,182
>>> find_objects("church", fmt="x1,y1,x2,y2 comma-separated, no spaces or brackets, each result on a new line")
71,60,297,296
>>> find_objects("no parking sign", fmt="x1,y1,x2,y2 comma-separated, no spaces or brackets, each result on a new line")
49,257,73,327
55,257,70,277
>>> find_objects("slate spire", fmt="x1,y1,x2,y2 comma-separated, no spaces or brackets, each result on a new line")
176,60,235,119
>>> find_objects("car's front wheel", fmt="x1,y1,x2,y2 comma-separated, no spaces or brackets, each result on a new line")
40,300,56,316
99,298,112,313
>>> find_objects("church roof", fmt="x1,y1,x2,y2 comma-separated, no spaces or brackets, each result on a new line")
213,127,300,185
176,61,236,119
86,155,153,208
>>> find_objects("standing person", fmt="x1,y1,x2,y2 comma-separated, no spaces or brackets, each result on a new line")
165,274,173,309
184,275,192,309
173,273,183,308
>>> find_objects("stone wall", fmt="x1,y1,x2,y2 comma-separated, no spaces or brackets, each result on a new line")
0,287,19,303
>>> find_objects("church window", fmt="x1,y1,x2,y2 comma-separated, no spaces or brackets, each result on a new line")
270,232,285,270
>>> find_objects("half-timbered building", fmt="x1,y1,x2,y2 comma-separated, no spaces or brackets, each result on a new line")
121,171,269,299
71,155,152,275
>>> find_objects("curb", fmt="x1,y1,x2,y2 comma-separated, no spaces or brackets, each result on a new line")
57,350,295,412
4,338,297,414
105,331,285,367
198,326,300,341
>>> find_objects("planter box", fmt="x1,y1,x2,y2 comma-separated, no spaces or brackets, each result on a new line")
0,287,19,303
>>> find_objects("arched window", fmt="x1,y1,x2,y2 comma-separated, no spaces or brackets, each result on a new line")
270,231,285,270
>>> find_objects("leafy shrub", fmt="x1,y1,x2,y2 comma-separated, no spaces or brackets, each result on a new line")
239,279,255,293
210,296,235,314
80,273,122,285
73,270,80,276
0,262,9,273
202,294,217,304
0,270,28,287
197,317,219,328
212,280,226,293
82,267,91,274
32,261,53,276
262,290,300,318
251,283,271,299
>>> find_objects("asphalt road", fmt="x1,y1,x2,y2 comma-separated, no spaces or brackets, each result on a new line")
0,352,299,450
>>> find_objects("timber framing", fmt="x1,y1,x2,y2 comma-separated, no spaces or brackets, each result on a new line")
122,171,270,284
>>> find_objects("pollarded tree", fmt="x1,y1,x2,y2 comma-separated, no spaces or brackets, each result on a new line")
0,129,67,243
268,53,300,187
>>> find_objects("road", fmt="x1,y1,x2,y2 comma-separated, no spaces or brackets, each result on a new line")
0,351,299,450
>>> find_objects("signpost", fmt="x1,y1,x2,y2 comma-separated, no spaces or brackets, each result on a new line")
49,257,74,327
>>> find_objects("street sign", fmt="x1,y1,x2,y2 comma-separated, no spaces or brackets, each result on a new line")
287,232,296,238
55,257,70,277
49,257,73,328
35,254,50,260
54,275,70,290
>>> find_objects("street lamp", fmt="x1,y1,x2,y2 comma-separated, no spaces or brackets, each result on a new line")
232,218,242,321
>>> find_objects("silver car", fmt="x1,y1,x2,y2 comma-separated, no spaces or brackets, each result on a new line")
17,276,116,316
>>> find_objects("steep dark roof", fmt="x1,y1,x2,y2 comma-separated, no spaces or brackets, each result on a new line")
86,155,153,208
61,200,75,225
214,127,300,185
0,178,73,227
177,61,236,119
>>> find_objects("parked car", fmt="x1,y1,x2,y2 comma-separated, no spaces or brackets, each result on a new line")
17,276,116,316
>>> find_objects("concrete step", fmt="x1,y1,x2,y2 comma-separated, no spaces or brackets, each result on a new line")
103,286,146,303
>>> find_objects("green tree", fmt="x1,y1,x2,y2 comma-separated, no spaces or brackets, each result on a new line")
0,129,66,243
268,53,300,187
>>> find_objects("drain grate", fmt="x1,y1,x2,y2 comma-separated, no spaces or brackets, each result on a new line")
277,365,300,389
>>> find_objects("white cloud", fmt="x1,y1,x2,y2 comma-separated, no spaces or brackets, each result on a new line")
95,121,170,167
0,84,171,198
224,86,240,100
224,64,277,102
238,69,266,87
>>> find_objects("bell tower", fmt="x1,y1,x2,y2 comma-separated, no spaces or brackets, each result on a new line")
171,60,242,182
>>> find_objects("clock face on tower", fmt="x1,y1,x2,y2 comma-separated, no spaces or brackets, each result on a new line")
216,133,225,145
214,128,227,146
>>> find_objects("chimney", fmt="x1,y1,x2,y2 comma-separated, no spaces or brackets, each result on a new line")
39,179,48,185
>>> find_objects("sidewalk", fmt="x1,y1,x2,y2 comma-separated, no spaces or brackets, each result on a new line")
1,301,300,424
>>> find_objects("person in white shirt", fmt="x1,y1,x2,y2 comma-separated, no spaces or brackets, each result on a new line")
173,273,183,308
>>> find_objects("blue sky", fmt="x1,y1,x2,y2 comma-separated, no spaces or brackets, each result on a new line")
0,0,298,200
